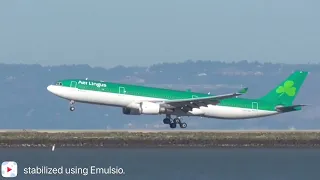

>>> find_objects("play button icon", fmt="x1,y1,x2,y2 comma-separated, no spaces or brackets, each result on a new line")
1,161,17,177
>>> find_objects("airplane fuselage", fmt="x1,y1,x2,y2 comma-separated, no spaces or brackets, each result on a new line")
47,71,308,128
47,84,279,119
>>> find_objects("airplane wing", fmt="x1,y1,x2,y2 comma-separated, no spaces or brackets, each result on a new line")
276,104,309,112
154,87,248,112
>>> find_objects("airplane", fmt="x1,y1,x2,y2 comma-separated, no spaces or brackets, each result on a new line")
47,70,308,128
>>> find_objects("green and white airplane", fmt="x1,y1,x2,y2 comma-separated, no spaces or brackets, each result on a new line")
47,70,308,128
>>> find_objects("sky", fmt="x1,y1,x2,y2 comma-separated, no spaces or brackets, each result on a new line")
0,0,319,68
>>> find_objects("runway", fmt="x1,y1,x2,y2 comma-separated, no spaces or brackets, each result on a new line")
1,129,320,148
1,129,320,133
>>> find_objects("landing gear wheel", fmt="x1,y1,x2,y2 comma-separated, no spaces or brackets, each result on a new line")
69,100,75,111
163,118,171,124
179,122,187,128
169,123,176,128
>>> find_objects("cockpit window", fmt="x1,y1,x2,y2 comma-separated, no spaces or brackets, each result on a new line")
55,82,62,86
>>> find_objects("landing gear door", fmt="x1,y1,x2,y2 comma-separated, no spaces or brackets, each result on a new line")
70,81,77,88
252,102,258,111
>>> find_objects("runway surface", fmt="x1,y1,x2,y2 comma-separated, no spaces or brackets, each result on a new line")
1,129,320,148
1,129,320,133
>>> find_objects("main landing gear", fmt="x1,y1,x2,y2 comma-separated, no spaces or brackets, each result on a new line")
163,115,187,129
69,100,75,111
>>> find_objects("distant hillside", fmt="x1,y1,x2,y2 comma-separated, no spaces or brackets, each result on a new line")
0,60,319,130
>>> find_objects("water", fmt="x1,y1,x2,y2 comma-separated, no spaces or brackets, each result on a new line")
0,148,319,180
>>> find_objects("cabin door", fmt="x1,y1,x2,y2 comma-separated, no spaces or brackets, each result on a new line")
70,81,77,88
252,102,258,110
119,87,126,94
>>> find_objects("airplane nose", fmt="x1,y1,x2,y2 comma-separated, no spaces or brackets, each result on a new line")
47,85,62,96
47,85,54,93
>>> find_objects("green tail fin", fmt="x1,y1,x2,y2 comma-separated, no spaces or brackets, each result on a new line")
260,70,308,105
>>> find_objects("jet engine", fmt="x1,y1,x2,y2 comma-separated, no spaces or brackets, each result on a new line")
139,102,173,115
139,102,162,114
123,102,173,115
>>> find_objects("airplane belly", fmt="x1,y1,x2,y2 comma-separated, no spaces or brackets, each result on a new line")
81,91,122,105
202,105,271,119
58,87,162,107
185,108,204,115
56,88,127,106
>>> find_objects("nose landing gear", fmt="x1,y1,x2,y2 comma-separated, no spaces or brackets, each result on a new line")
163,115,187,129
69,100,75,111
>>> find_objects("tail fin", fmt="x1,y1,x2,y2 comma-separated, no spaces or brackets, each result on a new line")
259,70,308,105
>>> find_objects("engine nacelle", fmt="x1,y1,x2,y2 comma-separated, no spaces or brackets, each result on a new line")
140,102,163,115
123,102,173,115
122,107,141,115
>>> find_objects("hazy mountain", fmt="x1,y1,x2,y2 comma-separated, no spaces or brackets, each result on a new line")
0,60,319,130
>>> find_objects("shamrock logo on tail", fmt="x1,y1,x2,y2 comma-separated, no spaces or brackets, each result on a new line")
276,80,296,96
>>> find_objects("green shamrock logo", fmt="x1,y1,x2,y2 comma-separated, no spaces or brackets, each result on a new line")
276,80,296,96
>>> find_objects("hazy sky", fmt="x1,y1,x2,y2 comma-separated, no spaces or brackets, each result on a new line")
0,0,319,68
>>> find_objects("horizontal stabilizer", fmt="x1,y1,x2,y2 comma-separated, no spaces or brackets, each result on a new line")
276,104,309,112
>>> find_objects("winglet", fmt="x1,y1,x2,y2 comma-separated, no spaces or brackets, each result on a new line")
238,87,248,94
